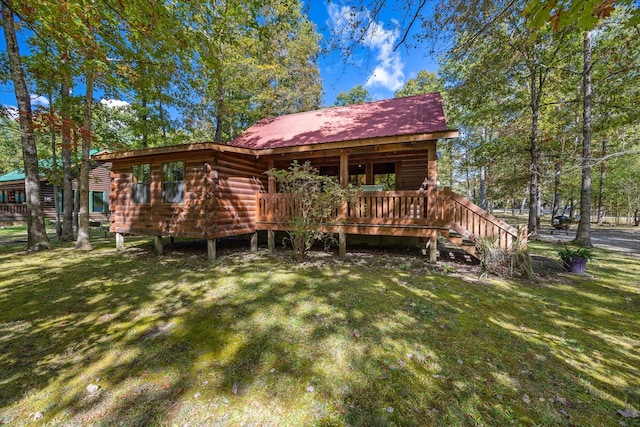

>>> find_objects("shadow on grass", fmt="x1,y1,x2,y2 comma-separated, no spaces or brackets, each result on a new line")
0,234,638,425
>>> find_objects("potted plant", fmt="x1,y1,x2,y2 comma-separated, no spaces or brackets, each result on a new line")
558,245,593,273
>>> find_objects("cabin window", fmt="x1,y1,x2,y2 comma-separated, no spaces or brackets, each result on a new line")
131,163,150,204
91,191,106,213
162,161,184,204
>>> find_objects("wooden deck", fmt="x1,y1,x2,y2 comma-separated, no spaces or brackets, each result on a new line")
0,204,28,223
256,187,526,260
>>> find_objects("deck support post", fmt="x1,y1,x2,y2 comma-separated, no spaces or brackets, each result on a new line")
154,236,163,255
268,229,275,251
207,239,216,262
115,232,124,251
251,232,258,252
339,230,346,257
429,231,438,263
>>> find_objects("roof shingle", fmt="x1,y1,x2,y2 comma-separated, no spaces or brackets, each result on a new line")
230,93,448,150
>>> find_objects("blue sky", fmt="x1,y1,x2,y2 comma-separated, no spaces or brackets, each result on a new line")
0,1,440,111
309,0,440,105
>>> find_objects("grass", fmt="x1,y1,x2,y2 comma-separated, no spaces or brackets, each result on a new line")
0,227,639,426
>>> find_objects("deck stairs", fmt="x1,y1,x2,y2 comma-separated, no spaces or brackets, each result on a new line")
439,230,478,257
435,188,526,259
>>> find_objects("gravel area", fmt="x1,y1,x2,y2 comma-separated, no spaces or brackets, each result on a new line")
537,225,640,258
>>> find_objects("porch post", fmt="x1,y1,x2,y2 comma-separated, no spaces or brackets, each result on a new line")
365,163,373,185
208,238,216,262
115,232,124,251
153,236,163,255
339,152,349,187
427,146,438,221
339,153,349,257
267,159,275,252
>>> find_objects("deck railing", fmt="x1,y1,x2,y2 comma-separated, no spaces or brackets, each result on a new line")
256,191,437,225
440,187,526,251
0,203,28,217
256,187,526,250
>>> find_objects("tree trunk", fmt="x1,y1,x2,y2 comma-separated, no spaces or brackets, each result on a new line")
527,67,541,237
61,77,74,241
596,138,606,225
552,160,561,219
75,72,93,250
48,89,62,238
479,165,486,210
2,1,51,251
574,31,593,246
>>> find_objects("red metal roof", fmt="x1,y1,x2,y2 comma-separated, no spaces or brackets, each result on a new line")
230,93,449,150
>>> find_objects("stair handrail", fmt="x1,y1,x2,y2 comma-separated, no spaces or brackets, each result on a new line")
441,187,527,250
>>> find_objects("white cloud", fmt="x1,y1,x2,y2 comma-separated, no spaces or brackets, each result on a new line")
30,94,50,107
100,98,131,109
1,105,19,121
327,3,405,92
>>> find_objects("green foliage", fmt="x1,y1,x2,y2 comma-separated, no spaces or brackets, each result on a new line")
266,161,354,259
523,0,640,32
0,116,22,175
394,70,443,98
558,244,594,260
334,84,371,106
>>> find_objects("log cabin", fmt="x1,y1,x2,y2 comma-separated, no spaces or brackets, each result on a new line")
94,93,526,262
0,155,111,225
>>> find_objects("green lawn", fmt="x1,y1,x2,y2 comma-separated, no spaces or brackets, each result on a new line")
0,228,638,426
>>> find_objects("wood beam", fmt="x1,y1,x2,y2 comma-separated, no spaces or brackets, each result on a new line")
268,229,275,251
154,236,163,255
208,239,216,262
116,232,124,251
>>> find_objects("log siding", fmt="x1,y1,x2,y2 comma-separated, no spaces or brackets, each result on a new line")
108,150,267,239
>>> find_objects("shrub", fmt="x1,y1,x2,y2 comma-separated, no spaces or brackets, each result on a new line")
266,161,355,260
477,237,532,279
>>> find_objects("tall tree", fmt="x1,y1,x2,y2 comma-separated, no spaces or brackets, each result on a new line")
334,84,371,106
574,30,593,246
1,0,50,251
394,70,443,97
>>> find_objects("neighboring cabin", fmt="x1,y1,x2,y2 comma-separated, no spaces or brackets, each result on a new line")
94,93,524,261
0,155,111,225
